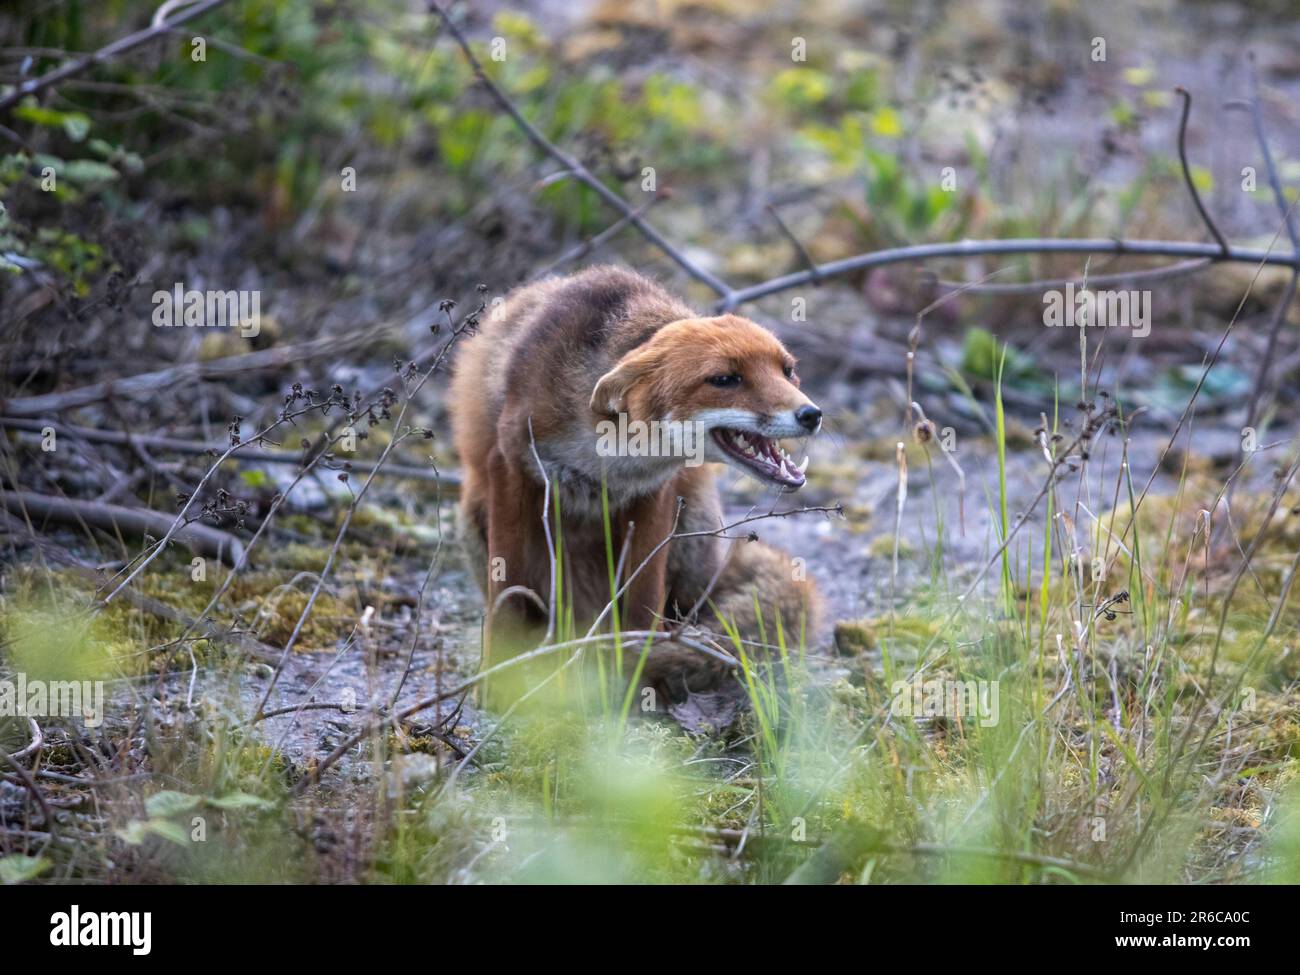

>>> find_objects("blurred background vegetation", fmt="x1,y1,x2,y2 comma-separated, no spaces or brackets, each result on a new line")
9,0,1300,312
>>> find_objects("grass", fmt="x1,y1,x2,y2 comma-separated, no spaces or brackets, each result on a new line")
4,356,1300,883
361,336,1300,885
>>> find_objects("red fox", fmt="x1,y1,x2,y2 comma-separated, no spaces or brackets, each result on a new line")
450,265,821,704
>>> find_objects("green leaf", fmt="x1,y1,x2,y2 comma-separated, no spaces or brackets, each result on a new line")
13,104,67,129
146,789,202,818
116,817,192,846
1122,66,1154,87
438,110,490,170
769,67,832,109
13,104,90,141
962,327,1036,384
145,820,191,846
115,820,149,845
869,106,903,138
844,69,878,111
61,113,91,142
0,854,50,885
88,139,145,174
207,791,274,811
60,160,119,186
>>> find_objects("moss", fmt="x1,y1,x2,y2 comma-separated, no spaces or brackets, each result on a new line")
2,571,189,678
232,585,354,652
833,619,878,655
273,542,343,574
868,534,912,559
832,614,940,656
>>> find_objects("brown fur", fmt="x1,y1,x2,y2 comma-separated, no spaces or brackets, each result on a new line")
450,265,820,705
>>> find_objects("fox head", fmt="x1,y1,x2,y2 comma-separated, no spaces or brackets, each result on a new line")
590,315,820,490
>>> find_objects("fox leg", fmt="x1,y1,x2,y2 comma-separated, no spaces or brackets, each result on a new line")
617,486,674,631
456,496,489,598
482,446,545,706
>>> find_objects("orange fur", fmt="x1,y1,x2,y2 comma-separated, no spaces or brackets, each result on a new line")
449,266,820,705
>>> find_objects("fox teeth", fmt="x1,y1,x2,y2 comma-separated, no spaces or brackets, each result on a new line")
795,456,810,475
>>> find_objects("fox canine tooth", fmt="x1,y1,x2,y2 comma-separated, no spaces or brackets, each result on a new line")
795,457,810,475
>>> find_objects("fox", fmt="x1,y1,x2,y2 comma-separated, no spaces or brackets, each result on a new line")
450,265,822,706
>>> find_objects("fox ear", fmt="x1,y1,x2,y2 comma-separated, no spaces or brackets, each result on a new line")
590,364,633,415
590,353,650,415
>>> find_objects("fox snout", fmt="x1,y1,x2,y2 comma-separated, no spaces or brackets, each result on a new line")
795,404,822,432
757,390,822,439
755,399,821,439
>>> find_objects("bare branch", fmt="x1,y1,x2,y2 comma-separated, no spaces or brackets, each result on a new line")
765,203,821,283
0,0,234,114
1,489,244,565
1,330,383,418
717,236,1300,311
0,416,456,485
1174,86,1229,255
428,1,736,301
531,194,664,280
1227,56,1299,432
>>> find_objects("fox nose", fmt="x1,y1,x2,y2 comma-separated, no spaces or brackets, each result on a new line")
795,405,822,432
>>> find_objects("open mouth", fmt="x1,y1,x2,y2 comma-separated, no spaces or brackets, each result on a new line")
711,428,809,489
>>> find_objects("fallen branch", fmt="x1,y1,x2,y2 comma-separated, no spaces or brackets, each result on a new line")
1,416,459,486
765,203,821,282
531,194,664,281
716,236,1300,311
54,562,281,661
2,489,244,565
0,331,382,418
935,256,1211,295
10,719,43,763
0,746,52,827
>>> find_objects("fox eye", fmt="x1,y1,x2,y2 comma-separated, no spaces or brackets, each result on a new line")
783,364,795,379
706,373,742,388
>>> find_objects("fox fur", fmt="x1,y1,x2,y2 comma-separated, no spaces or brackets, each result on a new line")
450,265,821,703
